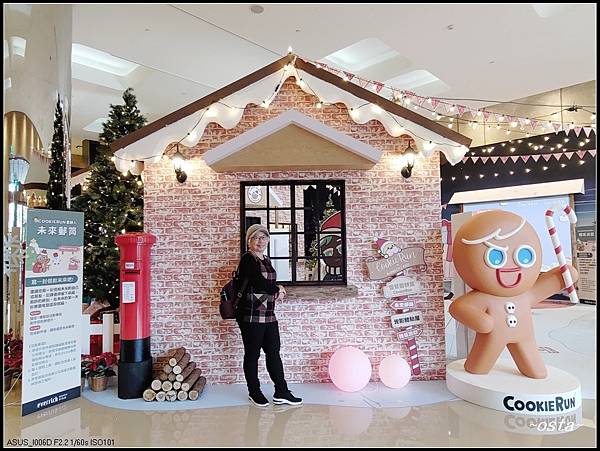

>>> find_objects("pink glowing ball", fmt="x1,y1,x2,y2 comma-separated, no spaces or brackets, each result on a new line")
378,355,411,389
328,346,372,392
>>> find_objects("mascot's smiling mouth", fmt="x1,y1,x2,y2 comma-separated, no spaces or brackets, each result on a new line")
496,267,522,288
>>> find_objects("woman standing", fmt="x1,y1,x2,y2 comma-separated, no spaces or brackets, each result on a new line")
236,224,303,407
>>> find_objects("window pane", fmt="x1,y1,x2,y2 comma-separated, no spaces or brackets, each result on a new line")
317,232,344,282
271,259,291,282
295,209,319,234
245,186,267,207
269,234,290,258
245,210,267,230
296,258,318,282
268,185,290,208
295,185,318,209
269,209,291,232
297,233,309,258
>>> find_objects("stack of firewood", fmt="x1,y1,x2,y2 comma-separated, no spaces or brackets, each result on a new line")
143,347,206,402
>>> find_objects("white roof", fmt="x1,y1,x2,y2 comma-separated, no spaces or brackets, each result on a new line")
113,64,468,173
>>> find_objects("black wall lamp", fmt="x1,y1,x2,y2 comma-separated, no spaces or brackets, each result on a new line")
400,143,416,178
171,144,187,183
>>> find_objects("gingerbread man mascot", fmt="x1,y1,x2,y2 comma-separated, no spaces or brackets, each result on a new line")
449,210,579,379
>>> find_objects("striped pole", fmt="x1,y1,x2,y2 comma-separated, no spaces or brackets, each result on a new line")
395,299,422,376
544,205,578,303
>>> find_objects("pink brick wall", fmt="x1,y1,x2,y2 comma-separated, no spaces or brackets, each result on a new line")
144,79,445,384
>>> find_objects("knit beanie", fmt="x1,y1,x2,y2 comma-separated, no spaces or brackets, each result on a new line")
246,224,269,246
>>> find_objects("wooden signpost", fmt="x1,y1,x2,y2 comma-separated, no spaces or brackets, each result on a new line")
367,246,425,280
367,241,426,377
384,275,422,298
390,311,423,329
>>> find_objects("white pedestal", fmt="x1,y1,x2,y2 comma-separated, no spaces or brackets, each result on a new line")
447,359,581,416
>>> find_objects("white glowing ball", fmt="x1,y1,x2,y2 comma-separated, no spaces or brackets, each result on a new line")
328,346,372,392
378,355,411,389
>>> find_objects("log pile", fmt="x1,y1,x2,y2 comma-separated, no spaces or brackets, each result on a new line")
143,347,207,402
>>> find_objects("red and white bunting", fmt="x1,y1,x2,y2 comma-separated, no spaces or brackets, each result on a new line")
521,155,531,163
553,123,562,133
589,149,596,157
500,156,509,164
462,157,469,164
553,153,562,161
431,98,440,110
483,111,492,121
518,117,528,128
583,127,593,137
495,113,504,123
530,119,538,129
531,154,541,162
510,155,520,163
481,156,489,164
471,156,480,163
565,152,574,160
574,126,582,137
577,150,586,159
542,154,552,161
490,156,499,164
457,105,466,117
374,81,385,93
358,77,371,89
343,71,355,82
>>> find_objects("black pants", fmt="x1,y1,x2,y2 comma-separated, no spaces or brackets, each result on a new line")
237,321,288,396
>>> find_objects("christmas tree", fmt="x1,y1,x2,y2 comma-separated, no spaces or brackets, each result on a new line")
72,88,147,308
46,97,67,210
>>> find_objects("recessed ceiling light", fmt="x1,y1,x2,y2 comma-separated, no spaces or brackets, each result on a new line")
144,28,151,32
446,24,455,30
250,5,264,14
489,61,495,64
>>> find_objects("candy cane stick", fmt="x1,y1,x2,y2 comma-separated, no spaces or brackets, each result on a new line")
544,205,578,303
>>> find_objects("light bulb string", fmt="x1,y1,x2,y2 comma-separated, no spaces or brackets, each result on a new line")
303,56,597,113
111,57,595,166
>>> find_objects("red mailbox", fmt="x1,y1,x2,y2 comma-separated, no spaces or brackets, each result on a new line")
115,232,156,399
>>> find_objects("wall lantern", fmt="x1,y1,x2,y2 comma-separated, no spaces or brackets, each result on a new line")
171,144,187,183
400,143,416,179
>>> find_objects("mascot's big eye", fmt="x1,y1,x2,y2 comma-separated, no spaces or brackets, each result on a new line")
485,247,506,269
515,245,536,268
323,248,334,257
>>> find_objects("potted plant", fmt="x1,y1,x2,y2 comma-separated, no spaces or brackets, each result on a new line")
4,330,22,391
81,352,117,392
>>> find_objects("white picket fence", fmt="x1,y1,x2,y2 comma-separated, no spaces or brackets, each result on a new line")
81,313,120,355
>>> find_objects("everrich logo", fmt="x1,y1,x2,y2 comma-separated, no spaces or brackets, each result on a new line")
503,395,577,413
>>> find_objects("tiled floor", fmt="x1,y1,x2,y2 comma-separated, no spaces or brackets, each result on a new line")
4,304,596,447
4,388,595,447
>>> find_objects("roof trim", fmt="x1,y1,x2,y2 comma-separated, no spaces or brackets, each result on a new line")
110,54,471,153
203,109,382,166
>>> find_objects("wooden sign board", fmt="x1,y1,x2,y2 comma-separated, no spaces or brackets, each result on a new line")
389,299,415,310
397,327,422,340
391,311,423,329
384,276,422,298
366,246,425,280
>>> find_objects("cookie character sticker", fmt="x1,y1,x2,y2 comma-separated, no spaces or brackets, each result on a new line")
449,210,579,379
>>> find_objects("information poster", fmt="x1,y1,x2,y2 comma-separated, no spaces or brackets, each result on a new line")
576,226,596,304
22,209,84,416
